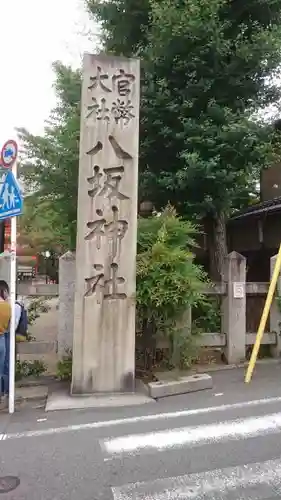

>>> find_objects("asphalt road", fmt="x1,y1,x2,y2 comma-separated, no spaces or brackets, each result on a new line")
2,364,281,499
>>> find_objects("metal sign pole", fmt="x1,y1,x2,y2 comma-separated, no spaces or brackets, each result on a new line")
0,139,22,414
8,159,17,414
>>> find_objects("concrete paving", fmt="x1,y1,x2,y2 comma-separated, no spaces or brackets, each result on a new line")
0,364,281,499
16,385,48,401
46,388,154,411
19,297,58,374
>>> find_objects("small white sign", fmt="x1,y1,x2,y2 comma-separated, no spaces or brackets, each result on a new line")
233,282,245,299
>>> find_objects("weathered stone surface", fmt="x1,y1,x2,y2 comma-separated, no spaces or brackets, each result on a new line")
58,251,75,356
46,390,153,411
0,251,10,285
222,251,246,364
148,373,213,399
72,54,140,394
17,341,57,355
17,284,58,296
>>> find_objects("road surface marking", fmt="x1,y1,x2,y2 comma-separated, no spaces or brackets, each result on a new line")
103,411,281,456
2,396,281,441
112,457,281,499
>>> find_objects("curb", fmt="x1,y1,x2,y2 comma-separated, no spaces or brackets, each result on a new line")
15,385,48,401
16,375,57,388
148,373,213,399
194,358,281,374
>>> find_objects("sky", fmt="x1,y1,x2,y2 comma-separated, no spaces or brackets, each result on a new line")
0,0,97,147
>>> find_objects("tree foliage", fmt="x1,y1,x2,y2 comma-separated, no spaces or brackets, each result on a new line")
18,62,81,250
18,195,67,252
17,1,281,277
140,0,280,208
85,0,150,56
87,0,281,278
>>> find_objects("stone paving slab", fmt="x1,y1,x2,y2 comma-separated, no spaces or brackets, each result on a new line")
46,389,154,411
17,341,57,354
15,385,48,401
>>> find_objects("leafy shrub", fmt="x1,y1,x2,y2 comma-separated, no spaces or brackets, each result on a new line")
193,296,221,333
17,297,51,341
56,350,72,381
15,360,46,381
136,205,208,369
27,297,51,327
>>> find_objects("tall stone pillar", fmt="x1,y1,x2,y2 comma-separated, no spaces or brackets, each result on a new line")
71,54,140,394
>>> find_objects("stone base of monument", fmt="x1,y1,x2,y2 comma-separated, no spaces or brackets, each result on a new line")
147,373,213,399
45,374,212,411
45,381,154,412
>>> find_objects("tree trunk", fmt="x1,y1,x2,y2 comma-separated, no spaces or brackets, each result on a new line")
207,212,228,281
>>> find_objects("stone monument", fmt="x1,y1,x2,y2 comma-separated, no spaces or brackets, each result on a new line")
71,54,140,394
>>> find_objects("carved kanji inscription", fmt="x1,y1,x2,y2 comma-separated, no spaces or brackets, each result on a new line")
112,69,135,96
86,137,132,200
104,263,126,299
87,97,110,121
85,263,126,300
84,264,104,298
87,166,129,201
88,67,135,96
111,99,135,125
88,66,112,93
85,207,128,257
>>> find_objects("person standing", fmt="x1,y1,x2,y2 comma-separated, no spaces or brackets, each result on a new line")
3,295,22,397
0,281,11,400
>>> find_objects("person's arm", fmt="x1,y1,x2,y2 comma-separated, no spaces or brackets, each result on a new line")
14,303,22,331
5,303,11,332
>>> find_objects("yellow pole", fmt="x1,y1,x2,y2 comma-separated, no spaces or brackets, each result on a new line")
245,243,281,383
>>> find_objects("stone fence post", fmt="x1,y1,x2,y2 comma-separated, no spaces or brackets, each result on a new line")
270,254,281,358
58,251,76,357
0,251,11,285
222,251,246,364
172,306,192,368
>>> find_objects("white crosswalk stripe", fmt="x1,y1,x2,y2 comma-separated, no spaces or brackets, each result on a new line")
112,459,281,500
103,411,281,456
101,409,281,499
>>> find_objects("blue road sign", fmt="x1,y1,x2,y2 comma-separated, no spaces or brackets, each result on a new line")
0,171,23,221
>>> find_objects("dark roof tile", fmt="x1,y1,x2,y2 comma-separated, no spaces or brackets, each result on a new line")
231,197,281,220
